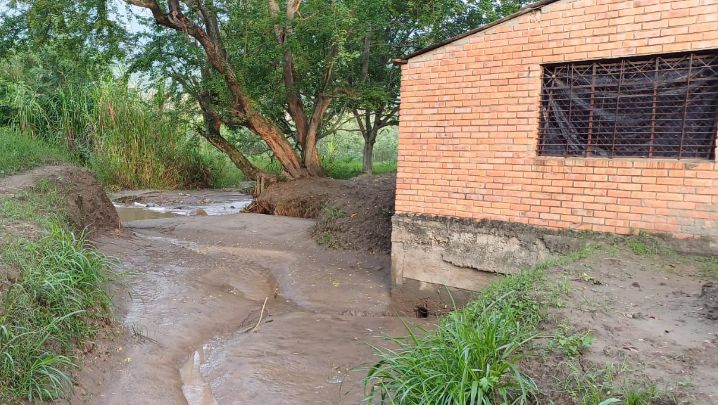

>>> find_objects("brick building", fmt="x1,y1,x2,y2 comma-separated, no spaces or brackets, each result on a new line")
391,0,718,291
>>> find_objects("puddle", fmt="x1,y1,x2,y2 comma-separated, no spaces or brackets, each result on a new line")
114,198,252,222
115,207,178,221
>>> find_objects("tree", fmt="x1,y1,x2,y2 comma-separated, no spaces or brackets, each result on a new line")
345,0,533,174
0,0,127,66
124,0,359,179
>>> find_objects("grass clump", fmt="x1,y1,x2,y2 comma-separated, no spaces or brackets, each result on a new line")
364,245,677,405
0,129,73,177
695,256,718,279
365,269,545,404
0,179,113,404
625,232,670,256
0,220,112,402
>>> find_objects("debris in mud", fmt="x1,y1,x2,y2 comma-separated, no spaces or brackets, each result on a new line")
415,305,429,318
247,174,396,253
111,190,252,221
191,208,208,216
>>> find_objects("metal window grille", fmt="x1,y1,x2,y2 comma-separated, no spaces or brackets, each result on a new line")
538,51,718,160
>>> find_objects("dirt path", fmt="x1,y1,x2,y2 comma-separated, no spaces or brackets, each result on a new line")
73,208,415,404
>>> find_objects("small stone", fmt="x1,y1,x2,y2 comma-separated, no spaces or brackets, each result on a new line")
192,208,208,216
631,282,640,288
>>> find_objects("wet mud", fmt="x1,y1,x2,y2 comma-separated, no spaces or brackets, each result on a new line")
73,202,418,404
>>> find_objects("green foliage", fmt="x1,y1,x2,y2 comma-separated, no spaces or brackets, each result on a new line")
317,232,337,248
84,80,216,189
0,220,112,402
557,363,624,405
626,233,667,256
0,52,219,188
556,363,672,405
318,124,398,178
0,0,128,65
363,245,627,405
0,181,65,224
365,270,545,404
324,160,397,180
0,128,73,176
320,206,347,221
555,331,594,358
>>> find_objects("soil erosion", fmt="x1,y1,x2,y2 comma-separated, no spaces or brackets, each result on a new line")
73,197,414,405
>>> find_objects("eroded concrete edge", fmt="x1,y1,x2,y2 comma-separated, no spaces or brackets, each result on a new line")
391,214,587,292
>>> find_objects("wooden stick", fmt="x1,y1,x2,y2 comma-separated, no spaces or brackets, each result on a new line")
250,297,269,333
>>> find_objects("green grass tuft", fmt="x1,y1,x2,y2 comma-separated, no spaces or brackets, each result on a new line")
365,269,547,404
363,244,675,405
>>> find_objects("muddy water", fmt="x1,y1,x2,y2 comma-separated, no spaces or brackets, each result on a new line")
115,206,178,221
75,203,419,404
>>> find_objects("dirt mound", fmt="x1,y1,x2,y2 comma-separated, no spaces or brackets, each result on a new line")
0,165,120,232
247,174,396,253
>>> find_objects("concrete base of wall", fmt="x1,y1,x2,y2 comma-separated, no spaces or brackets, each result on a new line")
391,214,586,291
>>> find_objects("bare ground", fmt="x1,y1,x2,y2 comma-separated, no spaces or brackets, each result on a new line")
0,165,120,232
530,247,718,404
73,213,415,405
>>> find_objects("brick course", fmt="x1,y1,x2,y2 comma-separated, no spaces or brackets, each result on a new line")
396,0,718,241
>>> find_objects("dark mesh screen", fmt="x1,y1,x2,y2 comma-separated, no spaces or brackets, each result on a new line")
538,52,718,160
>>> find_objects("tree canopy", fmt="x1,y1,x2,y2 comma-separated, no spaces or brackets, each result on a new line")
1,0,533,179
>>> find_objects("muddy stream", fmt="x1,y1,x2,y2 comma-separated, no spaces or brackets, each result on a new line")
74,190,420,405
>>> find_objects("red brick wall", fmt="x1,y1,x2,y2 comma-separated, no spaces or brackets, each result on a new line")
396,0,718,240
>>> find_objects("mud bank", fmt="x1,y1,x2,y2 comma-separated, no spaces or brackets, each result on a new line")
247,174,396,253
0,165,119,231
74,211,421,404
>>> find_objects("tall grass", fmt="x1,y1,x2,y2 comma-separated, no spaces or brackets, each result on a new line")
0,128,74,176
86,80,215,189
364,247,599,405
0,220,112,401
1,52,217,189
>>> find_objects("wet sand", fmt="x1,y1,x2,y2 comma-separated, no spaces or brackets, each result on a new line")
73,209,419,404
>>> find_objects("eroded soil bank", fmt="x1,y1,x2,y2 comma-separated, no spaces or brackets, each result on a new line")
73,209,417,404
247,174,396,254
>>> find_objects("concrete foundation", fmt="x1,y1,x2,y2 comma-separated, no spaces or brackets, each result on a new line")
391,214,586,291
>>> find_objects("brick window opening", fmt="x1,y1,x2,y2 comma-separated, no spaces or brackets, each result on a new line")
538,51,718,160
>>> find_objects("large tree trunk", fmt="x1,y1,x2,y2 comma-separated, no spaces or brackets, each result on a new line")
362,136,375,175
201,130,262,181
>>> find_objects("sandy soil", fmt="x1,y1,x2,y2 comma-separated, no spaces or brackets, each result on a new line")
72,211,417,405
0,165,119,232
532,249,718,404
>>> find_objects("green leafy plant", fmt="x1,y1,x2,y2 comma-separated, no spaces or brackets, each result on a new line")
556,332,594,357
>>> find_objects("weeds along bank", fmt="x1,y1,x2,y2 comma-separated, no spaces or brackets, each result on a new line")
365,238,718,404
0,167,119,402
0,54,399,190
